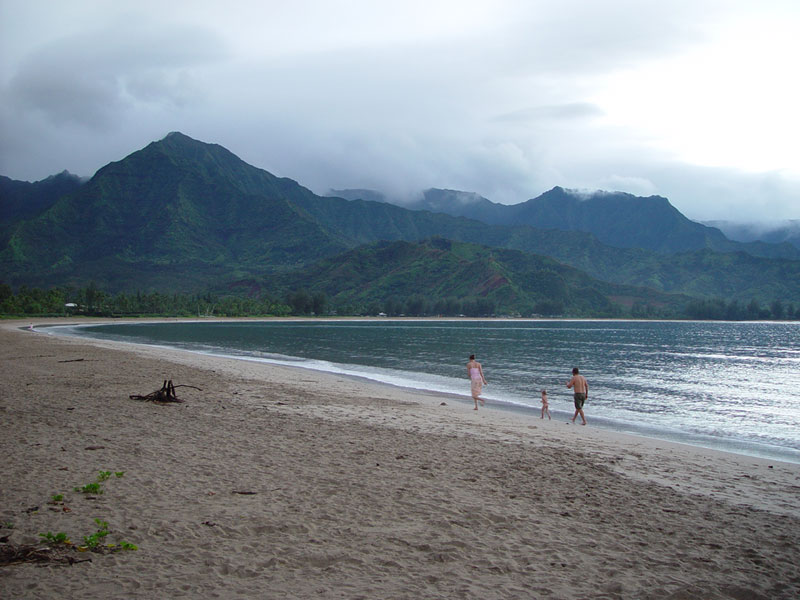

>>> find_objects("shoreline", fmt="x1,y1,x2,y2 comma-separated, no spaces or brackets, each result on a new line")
2,318,799,598
40,317,800,466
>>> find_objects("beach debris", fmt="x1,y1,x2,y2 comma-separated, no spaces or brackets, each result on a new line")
58,358,85,363
232,490,256,495
0,542,92,566
129,380,201,403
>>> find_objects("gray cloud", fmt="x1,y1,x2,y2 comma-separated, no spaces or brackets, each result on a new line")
1,0,798,224
6,17,227,127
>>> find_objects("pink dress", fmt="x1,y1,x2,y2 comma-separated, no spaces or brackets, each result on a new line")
469,367,483,396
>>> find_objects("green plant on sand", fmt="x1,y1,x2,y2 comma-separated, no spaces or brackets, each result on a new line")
39,531,70,545
74,481,103,495
38,469,137,554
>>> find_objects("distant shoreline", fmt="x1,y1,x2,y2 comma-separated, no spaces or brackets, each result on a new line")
13,314,800,323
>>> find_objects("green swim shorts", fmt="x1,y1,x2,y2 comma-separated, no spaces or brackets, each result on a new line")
573,392,586,410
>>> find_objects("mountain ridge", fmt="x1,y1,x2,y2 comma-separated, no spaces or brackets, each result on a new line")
261,237,691,316
331,186,798,259
2,132,799,311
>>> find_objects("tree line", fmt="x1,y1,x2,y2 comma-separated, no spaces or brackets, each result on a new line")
0,285,496,318
683,297,800,321
1,282,798,320
0,284,291,318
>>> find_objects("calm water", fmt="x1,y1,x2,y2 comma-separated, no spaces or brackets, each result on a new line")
49,319,800,463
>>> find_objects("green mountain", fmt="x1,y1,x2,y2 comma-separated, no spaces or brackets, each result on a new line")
0,133,617,292
0,170,83,222
1,132,353,290
0,170,84,244
505,187,798,259
263,238,690,316
2,132,799,308
348,186,798,259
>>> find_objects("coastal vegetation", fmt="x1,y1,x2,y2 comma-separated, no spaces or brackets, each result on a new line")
1,469,136,567
2,280,798,320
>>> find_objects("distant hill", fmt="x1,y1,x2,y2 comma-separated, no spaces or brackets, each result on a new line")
0,170,84,222
2,132,800,308
409,189,502,227
0,171,84,243
339,185,798,259
327,188,388,204
503,187,798,259
705,220,800,250
245,237,691,316
330,187,504,227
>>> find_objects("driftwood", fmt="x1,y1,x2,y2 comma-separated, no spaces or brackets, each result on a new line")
0,543,92,566
129,380,201,403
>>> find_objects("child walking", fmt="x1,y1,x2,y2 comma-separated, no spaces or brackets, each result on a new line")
540,389,551,419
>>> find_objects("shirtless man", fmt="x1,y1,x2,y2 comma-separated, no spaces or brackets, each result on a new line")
566,367,588,425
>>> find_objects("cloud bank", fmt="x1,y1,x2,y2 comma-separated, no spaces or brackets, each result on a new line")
1,0,798,222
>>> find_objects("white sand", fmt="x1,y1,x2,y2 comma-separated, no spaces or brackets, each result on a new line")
1,318,799,599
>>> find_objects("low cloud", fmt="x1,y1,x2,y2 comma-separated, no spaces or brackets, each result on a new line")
1,1,798,223
492,103,605,123
6,17,227,128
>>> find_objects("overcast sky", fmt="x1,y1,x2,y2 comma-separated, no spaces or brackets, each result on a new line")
1,0,798,222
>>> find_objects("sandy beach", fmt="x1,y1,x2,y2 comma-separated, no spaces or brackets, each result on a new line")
1,318,799,599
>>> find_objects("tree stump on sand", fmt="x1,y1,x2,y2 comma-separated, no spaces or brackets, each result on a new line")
129,380,200,403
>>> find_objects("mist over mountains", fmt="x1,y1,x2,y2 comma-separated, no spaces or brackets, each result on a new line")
704,220,800,250
2,132,799,317
330,188,800,257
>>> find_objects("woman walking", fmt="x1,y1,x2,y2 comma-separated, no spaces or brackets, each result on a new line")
467,354,488,410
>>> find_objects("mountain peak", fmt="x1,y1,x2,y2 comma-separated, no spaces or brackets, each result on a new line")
423,188,493,207
153,131,227,155
43,169,82,183
163,131,194,141
327,189,388,203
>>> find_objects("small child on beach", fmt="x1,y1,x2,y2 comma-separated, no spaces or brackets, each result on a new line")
540,389,551,419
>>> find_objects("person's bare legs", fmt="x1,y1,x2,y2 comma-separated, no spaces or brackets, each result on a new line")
571,404,587,425
571,409,586,424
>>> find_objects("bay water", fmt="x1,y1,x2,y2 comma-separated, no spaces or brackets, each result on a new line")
49,319,800,464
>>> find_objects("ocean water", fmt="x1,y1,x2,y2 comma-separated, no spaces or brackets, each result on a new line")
48,319,800,464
